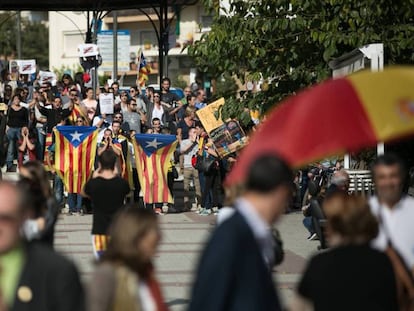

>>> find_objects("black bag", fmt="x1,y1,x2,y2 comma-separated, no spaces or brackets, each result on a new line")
194,156,215,174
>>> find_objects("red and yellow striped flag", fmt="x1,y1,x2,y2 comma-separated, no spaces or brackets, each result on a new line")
133,134,177,204
67,103,87,125
43,132,53,171
138,51,151,87
53,126,98,193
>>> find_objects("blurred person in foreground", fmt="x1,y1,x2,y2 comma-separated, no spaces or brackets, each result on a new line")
0,181,84,311
189,155,292,311
18,161,59,248
87,207,167,311
292,194,398,311
370,153,414,276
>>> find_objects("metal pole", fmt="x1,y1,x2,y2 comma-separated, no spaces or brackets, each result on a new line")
16,11,21,59
92,14,98,99
112,11,118,82
158,0,165,85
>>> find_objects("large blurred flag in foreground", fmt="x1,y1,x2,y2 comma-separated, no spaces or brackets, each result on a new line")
133,134,177,203
54,126,98,193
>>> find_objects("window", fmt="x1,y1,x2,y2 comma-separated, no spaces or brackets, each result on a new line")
63,32,84,57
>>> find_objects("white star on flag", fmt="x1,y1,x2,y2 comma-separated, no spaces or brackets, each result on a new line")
70,131,82,142
145,138,163,149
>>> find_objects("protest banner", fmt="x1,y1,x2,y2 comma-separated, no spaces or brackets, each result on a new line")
17,60,36,74
39,71,57,86
196,98,248,157
99,93,114,115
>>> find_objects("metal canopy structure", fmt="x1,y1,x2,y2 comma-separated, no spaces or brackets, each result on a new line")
0,1,193,11
1,0,198,82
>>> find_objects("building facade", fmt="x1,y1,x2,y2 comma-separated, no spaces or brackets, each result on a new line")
48,4,212,86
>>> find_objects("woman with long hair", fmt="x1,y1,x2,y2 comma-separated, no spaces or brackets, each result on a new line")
18,161,59,247
87,207,167,311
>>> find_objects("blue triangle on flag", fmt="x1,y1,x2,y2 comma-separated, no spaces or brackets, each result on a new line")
139,52,147,69
135,133,176,157
57,126,97,148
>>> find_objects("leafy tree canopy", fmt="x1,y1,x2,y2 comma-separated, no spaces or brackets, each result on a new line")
0,12,49,69
189,0,414,123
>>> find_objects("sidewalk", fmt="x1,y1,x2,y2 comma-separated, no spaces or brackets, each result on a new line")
54,210,319,310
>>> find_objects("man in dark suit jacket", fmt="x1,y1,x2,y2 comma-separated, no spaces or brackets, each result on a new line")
0,181,85,311
189,155,293,311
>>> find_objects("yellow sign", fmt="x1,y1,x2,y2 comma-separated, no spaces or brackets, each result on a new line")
196,98,225,133
196,98,248,158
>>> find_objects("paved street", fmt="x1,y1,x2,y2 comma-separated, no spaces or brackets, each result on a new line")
2,167,319,310
54,210,318,310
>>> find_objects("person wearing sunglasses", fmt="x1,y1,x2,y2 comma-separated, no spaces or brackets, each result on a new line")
144,92,166,130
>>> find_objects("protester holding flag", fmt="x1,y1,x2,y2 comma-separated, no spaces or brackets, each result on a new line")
137,51,151,88
53,116,98,216
133,133,178,215
83,149,130,259
67,87,88,125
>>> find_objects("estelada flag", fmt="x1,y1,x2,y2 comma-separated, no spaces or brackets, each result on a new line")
53,126,98,193
138,51,151,87
133,134,177,204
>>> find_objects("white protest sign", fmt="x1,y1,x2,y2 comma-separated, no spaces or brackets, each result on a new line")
99,93,114,115
38,71,57,86
16,59,36,74
78,44,99,58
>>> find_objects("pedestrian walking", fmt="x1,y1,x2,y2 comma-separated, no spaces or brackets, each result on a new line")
87,207,167,311
83,149,130,259
189,155,292,311
292,194,398,311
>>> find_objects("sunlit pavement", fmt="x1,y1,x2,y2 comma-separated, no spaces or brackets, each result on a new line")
2,167,319,310
53,210,318,310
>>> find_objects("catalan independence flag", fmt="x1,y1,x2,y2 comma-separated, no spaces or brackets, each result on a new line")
53,126,99,193
138,51,151,87
133,134,177,204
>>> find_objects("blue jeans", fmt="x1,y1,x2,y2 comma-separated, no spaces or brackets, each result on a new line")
6,127,21,168
303,216,314,234
67,193,82,213
54,175,64,207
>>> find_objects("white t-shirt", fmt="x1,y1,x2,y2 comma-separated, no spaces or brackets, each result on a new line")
370,195,414,269
180,139,198,168
152,105,164,125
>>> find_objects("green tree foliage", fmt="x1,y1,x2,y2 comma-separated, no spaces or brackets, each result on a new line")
0,12,49,69
22,20,49,69
189,0,414,122
214,73,238,99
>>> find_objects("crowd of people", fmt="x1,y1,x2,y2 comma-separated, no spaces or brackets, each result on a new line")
1,70,414,311
0,72,239,217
